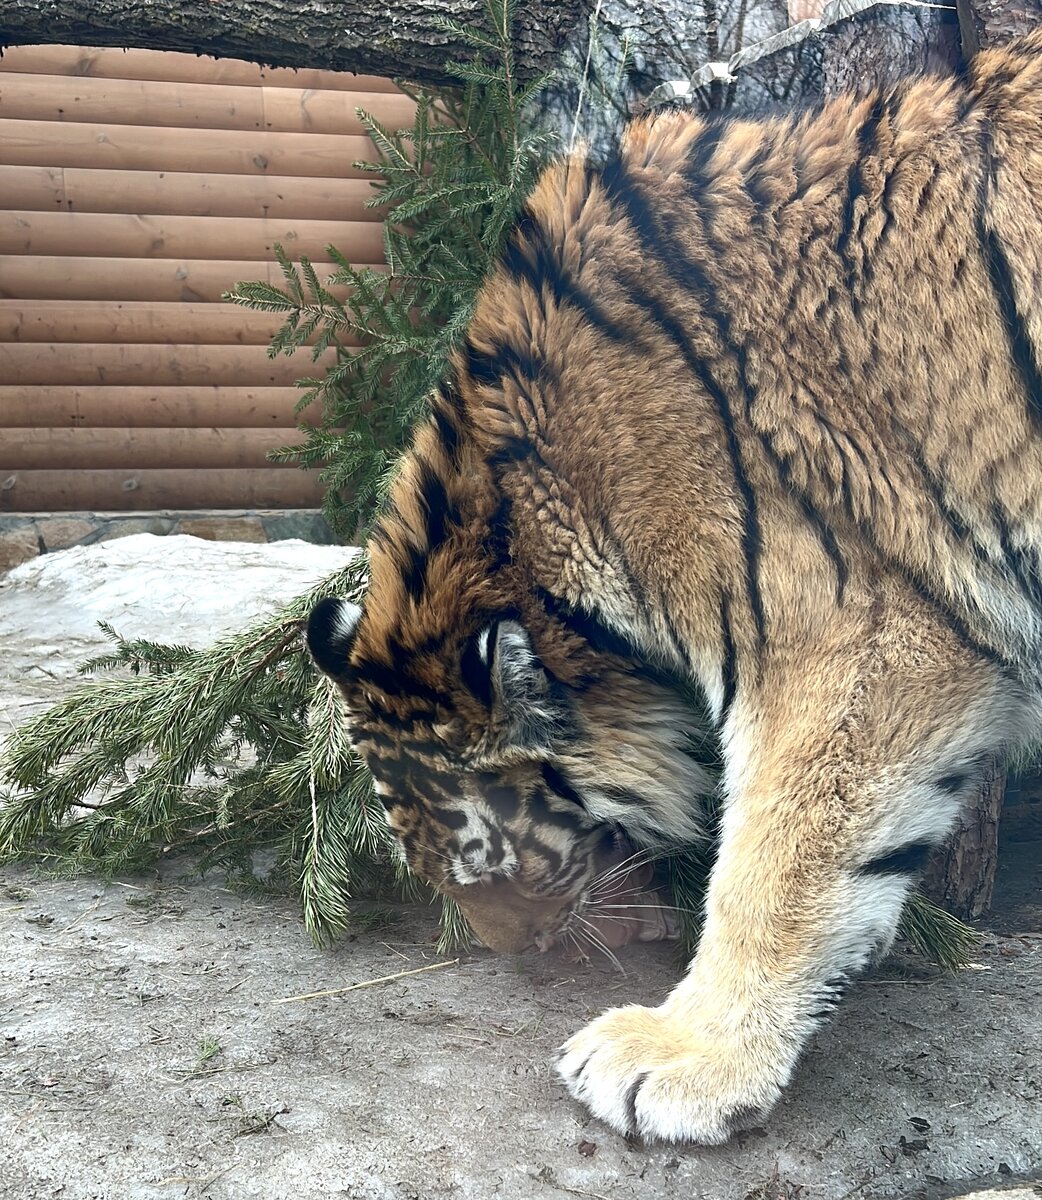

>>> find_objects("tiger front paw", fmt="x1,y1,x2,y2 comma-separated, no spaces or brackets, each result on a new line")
556,1004,787,1144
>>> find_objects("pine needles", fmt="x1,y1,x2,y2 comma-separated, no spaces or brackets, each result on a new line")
0,560,380,946
897,892,982,972
223,0,556,541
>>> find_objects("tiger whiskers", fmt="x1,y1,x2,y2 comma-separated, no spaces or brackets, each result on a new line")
585,847,659,896
589,845,658,882
572,912,626,975
564,928,591,964
595,902,703,918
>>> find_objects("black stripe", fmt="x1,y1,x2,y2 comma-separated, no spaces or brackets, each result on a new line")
367,770,420,809
519,830,563,876
545,854,590,898
369,756,459,802
743,132,783,220
413,631,448,656
486,493,515,570
599,785,645,807
861,841,934,876
464,336,545,390
679,121,730,193
810,506,848,604
459,629,494,709
354,727,401,756
610,535,652,623
771,449,849,604
992,502,1042,607
400,542,428,604
874,127,908,262
475,775,522,819
526,785,586,833
410,765,461,795
502,214,632,345
598,160,768,653
609,264,769,653
430,805,469,831
536,586,640,661
681,122,733,257
837,93,887,274
810,973,850,1020
936,770,970,794
416,458,458,554
441,375,471,429
915,160,940,215
918,578,1010,667
486,824,505,864
609,144,845,638
981,223,1042,425
511,204,538,239
357,708,438,743
488,433,552,478
624,1074,648,1135
905,444,989,571
662,605,694,674
882,546,1014,673
464,338,500,385
431,401,461,466
540,762,586,809
352,654,452,708
360,709,437,738
719,592,738,719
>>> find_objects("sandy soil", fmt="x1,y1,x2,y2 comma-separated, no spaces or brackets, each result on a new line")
1,537,1040,1200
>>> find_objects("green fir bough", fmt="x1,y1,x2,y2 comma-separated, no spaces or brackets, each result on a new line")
226,0,556,540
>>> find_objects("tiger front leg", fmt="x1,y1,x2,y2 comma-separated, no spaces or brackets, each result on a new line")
558,612,1016,1143
558,779,899,1143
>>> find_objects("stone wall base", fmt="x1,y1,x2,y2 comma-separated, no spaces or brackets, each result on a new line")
0,510,337,573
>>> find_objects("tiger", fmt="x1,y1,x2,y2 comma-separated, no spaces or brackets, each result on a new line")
306,31,1042,1144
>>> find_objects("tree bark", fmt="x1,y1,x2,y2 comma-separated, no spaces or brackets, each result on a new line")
0,0,587,87
921,761,1006,920
967,0,1042,44
821,5,960,98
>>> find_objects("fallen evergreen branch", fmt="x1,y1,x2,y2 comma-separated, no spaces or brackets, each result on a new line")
897,891,982,972
0,559,403,948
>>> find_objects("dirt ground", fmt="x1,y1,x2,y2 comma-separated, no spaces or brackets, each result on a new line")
2,536,1041,1200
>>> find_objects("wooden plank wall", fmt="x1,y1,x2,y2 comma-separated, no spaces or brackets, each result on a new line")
0,45,411,511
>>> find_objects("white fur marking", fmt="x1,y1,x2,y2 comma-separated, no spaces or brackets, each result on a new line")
333,600,363,644
476,625,492,665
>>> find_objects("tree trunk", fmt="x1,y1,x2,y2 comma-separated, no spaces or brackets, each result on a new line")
0,0,587,87
821,5,960,98
967,0,1042,44
921,761,1006,920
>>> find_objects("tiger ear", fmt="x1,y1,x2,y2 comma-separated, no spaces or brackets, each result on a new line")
463,619,564,752
307,597,362,679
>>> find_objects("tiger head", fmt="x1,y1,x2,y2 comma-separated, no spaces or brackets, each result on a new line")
306,421,714,954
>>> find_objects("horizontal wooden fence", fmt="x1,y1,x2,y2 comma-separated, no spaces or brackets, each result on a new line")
0,45,410,512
